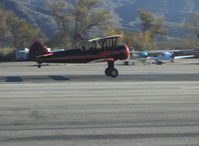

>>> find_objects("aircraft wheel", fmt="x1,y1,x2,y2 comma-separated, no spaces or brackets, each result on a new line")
105,67,112,76
110,68,119,78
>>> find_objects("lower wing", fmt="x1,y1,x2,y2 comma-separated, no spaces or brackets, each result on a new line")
174,55,194,59
90,58,114,63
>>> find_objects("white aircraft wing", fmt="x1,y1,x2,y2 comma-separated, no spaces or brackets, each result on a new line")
183,50,199,53
88,35,122,42
174,55,194,59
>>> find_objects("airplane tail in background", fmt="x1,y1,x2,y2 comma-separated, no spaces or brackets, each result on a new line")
28,41,49,60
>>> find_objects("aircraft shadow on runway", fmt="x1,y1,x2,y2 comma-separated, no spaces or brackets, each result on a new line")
0,74,199,83
3,75,70,83
1,75,113,83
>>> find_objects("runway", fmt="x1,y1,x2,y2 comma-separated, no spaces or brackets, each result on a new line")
0,61,199,146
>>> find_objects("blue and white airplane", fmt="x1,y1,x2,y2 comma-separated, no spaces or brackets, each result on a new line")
131,50,194,65
148,51,194,64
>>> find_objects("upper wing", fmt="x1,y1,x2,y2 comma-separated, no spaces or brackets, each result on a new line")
88,35,122,42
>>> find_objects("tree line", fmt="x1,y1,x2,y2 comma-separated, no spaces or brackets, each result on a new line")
0,6,41,48
1,0,199,54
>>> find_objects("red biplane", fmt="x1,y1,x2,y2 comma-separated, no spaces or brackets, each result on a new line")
28,35,130,77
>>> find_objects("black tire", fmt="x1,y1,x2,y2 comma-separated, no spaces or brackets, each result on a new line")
105,67,111,76
37,64,41,68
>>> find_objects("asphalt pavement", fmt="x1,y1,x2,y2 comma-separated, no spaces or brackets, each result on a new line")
0,60,199,146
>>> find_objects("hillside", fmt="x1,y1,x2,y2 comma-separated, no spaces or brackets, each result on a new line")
1,0,199,38
101,0,199,37
0,0,57,37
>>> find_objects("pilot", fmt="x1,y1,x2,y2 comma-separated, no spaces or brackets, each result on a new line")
81,46,86,51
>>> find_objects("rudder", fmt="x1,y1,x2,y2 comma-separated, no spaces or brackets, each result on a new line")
28,41,49,60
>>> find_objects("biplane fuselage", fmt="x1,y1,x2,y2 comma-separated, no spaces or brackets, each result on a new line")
37,45,129,64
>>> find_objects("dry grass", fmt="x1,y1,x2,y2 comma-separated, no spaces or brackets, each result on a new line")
0,48,15,56
0,48,15,61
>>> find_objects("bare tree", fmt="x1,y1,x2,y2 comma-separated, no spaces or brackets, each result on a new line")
184,12,199,48
6,12,41,48
47,0,111,49
138,9,166,38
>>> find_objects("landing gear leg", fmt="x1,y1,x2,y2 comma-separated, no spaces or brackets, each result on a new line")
156,60,162,65
105,61,119,78
37,62,42,68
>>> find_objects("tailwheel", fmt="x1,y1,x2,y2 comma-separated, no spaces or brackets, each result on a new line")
37,61,42,68
37,64,41,68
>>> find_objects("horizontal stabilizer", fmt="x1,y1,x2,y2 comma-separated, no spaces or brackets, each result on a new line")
41,53,54,57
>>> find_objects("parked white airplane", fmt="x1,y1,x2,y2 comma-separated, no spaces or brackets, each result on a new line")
148,51,194,65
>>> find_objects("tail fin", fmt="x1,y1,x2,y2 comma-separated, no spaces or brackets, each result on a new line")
28,41,49,60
